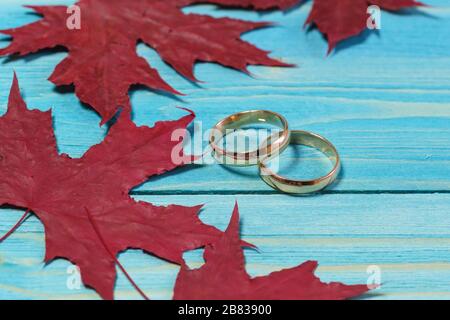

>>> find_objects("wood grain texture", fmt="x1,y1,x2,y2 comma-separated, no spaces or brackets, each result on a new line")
2,194,450,300
0,0,449,300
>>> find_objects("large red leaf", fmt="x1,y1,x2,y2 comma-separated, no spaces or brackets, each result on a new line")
0,0,295,125
304,0,425,53
0,74,223,300
173,203,370,300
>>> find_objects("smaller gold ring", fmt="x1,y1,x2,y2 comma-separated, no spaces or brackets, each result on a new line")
258,130,341,194
209,110,290,166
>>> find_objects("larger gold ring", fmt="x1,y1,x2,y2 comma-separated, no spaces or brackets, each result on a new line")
209,110,290,166
258,130,341,194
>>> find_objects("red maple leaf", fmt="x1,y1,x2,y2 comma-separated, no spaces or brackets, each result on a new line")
0,0,296,125
173,203,370,300
0,74,224,300
303,0,425,53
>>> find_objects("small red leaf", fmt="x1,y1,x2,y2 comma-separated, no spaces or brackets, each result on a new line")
0,0,294,124
304,0,425,53
173,203,370,300
0,74,223,300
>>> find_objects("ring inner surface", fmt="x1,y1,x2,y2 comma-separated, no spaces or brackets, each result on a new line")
259,131,339,192
219,110,285,131
212,111,288,166
289,132,338,164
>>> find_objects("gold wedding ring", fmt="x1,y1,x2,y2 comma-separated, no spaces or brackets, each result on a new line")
259,130,341,194
209,110,290,166
209,110,340,194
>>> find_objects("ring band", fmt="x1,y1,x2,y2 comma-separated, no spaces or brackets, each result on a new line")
209,110,290,166
258,130,341,194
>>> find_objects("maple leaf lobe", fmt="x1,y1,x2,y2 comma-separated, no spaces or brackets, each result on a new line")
304,0,425,53
0,0,293,124
173,203,369,300
0,75,222,300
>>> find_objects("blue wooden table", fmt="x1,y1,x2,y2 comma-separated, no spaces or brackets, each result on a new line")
0,0,449,300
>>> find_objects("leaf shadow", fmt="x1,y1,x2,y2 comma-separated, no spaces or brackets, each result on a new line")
353,291,386,300
0,204,29,212
333,29,380,56
129,84,186,104
305,5,436,56
53,84,104,119
389,7,438,19
184,2,304,15
1,46,67,64
131,163,206,193
136,38,206,89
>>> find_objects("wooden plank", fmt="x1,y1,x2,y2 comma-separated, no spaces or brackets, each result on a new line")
0,1,449,193
1,194,450,300
0,0,449,301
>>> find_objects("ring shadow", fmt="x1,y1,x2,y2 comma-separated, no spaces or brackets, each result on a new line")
216,142,301,181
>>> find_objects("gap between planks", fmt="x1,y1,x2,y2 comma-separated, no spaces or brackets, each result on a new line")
131,190,450,196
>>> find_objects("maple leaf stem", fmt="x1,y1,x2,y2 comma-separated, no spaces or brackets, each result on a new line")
0,209,30,243
85,208,150,300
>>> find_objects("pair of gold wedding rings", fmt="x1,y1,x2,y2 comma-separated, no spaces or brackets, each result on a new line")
209,110,341,194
